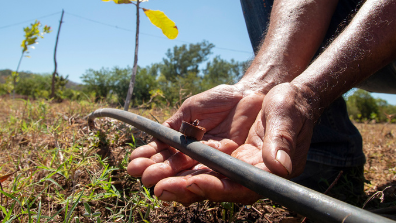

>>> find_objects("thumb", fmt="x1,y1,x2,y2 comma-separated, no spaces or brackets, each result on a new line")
262,122,295,178
260,94,301,178
261,83,316,178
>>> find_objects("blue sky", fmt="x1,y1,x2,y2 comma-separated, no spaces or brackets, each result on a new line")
1,0,396,105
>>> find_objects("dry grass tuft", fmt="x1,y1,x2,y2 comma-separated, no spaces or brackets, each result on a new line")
0,98,394,222
357,123,396,208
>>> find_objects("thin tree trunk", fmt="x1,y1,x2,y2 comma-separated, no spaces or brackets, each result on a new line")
51,9,64,99
124,0,140,111
12,52,24,100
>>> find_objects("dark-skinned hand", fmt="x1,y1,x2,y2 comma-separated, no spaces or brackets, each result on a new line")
127,83,317,205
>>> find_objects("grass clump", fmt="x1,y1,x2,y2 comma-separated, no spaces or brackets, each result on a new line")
0,98,165,222
0,97,394,222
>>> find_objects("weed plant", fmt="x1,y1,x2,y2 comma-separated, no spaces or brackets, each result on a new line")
0,98,171,222
0,97,394,222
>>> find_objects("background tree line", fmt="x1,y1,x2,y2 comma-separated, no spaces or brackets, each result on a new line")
0,41,245,106
79,41,246,107
346,89,396,123
1,41,396,123
0,69,76,101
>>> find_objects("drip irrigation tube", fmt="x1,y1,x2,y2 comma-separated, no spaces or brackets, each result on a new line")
87,108,395,223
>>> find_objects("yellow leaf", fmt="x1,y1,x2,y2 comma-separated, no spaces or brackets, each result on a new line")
102,0,132,4
102,0,148,3
143,9,178,39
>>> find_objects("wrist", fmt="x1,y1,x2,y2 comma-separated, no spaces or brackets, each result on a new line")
289,81,323,122
236,62,301,95
234,78,275,96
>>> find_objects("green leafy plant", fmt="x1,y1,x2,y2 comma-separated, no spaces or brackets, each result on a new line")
83,202,101,220
10,21,51,99
221,202,235,222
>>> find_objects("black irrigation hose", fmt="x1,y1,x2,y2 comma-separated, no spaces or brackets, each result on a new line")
87,108,395,223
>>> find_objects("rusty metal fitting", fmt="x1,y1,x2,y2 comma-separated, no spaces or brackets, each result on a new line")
179,119,206,140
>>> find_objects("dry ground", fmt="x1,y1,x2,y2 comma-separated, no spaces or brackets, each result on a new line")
0,98,395,222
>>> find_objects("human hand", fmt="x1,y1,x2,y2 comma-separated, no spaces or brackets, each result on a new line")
127,84,265,204
252,82,318,178
155,83,319,204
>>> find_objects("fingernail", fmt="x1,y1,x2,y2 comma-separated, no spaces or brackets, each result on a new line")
186,183,205,197
158,190,177,201
276,150,292,175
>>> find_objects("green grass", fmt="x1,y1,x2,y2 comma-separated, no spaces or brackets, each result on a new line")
0,98,171,222
0,97,394,222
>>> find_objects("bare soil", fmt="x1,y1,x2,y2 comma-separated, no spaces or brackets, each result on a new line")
92,122,396,223
0,99,395,222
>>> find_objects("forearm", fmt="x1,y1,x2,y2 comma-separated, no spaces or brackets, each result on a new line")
292,0,396,118
239,0,338,93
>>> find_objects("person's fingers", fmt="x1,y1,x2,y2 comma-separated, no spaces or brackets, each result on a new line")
140,151,199,187
127,140,176,177
128,121,239,182
231,144,264,166
129,139,171,160
127,157,156,177
201,139,239,155
244,113,265,148
127,140,177,177
260,84,313,178
185,174,262,204
127,148,177,177
177,168,213,177
149,149,175,163
139,139,239,188
261,126,294,178
261,94,297,178
151,141,269,204
154,175,204,205
154,173,261,204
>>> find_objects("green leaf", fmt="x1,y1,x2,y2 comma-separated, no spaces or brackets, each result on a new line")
43,25,52,33
22,120,28,131
65,190,85,222
20,20,51,53
42,178,62,189
0,189,17,200
36,200,42,223
3,216,17,223
11,71,19,78
143,9,178,39
83,202,92,214
92,212,101,217
0,206,7,216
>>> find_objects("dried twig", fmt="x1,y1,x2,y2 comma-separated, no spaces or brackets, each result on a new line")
149,113,160,123
251,206,262,215
362,185,392,209
324,170,344,195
